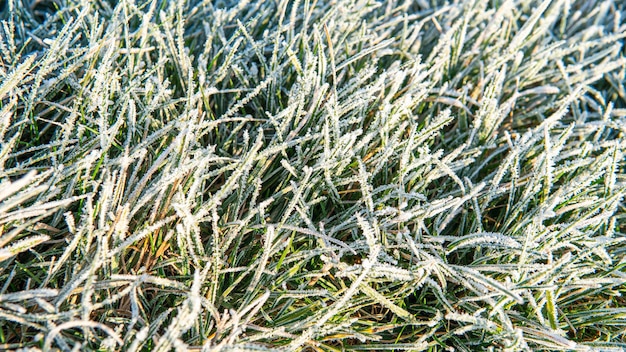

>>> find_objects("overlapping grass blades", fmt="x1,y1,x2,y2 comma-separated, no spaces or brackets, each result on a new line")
0,0,625,350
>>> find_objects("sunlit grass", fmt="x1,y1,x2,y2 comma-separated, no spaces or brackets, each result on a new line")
0,0,625,350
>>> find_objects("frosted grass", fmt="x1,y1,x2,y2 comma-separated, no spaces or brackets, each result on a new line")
0,0,625,350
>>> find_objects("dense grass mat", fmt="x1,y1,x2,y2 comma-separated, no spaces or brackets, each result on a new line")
0,0,625,350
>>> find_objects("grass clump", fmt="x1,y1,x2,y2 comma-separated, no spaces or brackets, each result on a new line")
1,0,625,350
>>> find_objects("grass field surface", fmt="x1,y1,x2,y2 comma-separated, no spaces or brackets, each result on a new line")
0,0,625,350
